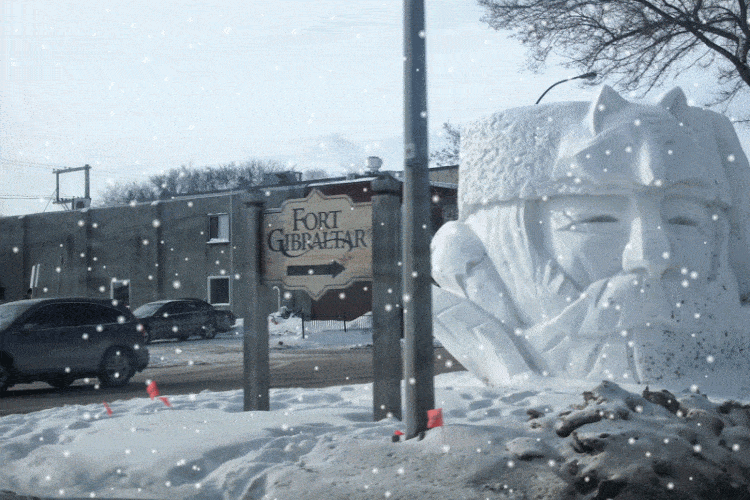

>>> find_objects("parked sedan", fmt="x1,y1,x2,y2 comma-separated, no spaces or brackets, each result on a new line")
132,298,236,343
0,297,150,392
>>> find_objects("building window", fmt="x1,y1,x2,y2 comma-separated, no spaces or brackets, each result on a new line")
111,278,131,307
208,214,230,243
208,276,230,305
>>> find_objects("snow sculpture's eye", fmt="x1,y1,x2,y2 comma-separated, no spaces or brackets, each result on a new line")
662,197,710,230
561,213,620,232
579,215,618,224
668,216,697,227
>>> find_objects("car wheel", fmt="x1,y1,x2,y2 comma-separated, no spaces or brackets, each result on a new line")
201,323,217,340
48,374,76,389
0,362,11,393
98,348,135,388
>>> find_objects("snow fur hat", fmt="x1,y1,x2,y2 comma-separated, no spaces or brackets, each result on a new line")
458,85,750,300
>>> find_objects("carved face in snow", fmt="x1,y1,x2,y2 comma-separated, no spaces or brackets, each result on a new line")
432,86,750,395
542,194,714,289
536,164,729,334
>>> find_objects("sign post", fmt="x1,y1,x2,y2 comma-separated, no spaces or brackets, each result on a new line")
403,0,434,439
371,176,403,421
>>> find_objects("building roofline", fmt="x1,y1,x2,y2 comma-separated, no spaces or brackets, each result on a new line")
1,168,458,219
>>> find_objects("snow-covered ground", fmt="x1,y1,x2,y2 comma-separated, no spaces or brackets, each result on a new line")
2,315,750,499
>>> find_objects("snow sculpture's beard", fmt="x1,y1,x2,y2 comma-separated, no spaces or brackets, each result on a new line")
577,273,674,335
463,201,745,384
466,200,740,329
462,202,579,328
520,265,744,384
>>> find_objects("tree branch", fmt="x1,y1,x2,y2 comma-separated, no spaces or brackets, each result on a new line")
478,0,750,112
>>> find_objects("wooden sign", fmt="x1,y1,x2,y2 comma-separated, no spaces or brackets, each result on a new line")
263,189,372,300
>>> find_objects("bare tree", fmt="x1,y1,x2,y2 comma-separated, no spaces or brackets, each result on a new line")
478,0,750,117
98,181,159,207
98,159,285,206
430,122,461,166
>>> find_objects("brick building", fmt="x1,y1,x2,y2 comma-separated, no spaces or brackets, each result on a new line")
0,167,457,321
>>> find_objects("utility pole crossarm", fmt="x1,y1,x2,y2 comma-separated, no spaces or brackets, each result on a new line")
52,165,91,174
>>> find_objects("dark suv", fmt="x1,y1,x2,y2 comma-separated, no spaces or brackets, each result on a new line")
133,298,236,343
0,298,150,392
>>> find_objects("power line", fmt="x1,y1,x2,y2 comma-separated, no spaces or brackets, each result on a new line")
0,195,54,200
2,161,154,185
0,157,63,168
1,163,58,172
42,188,57,213
2,159,153,177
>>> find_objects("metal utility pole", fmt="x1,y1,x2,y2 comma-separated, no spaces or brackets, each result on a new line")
403,0,434,439
53,164,92,209
242,194,270,411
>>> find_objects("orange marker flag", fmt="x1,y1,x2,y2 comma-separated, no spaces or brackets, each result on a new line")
427,408,444,429
146,380,159,400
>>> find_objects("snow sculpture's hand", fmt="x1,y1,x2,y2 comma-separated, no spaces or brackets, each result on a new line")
431,221,520,324
431,222,548,383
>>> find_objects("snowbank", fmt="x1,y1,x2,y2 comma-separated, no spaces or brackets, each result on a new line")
2,372,750,499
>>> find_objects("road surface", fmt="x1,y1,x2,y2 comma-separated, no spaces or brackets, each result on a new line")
0,340,464,416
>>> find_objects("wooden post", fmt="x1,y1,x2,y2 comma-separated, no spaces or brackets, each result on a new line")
371,176,403,421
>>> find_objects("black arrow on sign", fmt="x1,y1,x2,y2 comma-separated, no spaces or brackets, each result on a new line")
287,261,346,278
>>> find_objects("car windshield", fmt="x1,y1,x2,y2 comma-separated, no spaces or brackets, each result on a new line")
0,302,35,330
132,303,164,317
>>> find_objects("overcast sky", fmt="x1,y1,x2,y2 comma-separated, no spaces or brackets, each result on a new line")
2,0,748,216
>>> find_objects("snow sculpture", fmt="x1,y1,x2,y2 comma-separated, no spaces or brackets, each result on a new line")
432,86,750,395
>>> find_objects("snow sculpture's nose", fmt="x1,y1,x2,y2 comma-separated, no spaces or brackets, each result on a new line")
621,198,670,277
